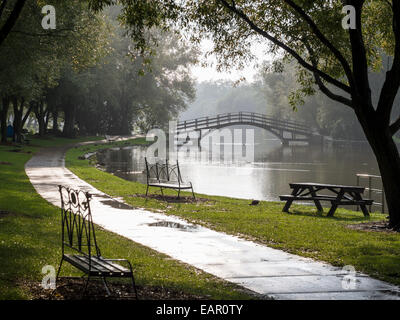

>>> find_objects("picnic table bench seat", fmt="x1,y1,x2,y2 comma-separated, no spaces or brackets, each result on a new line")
56,185,138,298
280,194,373,205
279,194,338,202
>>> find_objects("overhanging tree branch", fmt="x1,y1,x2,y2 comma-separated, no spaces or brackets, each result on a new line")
283,0,355,89
377,0,400,124
346,0,372,104
217,0,352,94
0,0,8,19
305,42,353,108
0,0,26,46
390,116,400,135
314,72,353,108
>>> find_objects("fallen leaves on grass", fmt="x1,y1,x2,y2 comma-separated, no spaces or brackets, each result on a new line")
22,277,209,300
131,194,213,204
347,220,398,234
0,210,11,217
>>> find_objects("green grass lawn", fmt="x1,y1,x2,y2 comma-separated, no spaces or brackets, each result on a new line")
0,135,253,300
66,141,400,287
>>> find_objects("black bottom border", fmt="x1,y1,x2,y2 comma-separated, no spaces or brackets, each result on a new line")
1,300,397,319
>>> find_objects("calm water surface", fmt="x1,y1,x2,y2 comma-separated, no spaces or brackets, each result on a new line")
96,134,383,202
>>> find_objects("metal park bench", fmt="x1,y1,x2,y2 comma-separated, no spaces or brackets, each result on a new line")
56,185,138,298
144,157,195,199
280,182,374,217
104,135,118,142
21,133,30,144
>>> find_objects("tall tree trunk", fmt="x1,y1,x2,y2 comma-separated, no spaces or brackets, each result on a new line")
44,109,50,135
374,137,400,229
0,96,10,143
12,96,23,143
40,104,45,136
37,118,45,136
358,111,400,229
33,101,47,136
62,105,76,137
11,97,32,143
21,102,33,132
52,109,59,132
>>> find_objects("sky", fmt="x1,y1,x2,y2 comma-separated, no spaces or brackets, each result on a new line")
190,39,271,83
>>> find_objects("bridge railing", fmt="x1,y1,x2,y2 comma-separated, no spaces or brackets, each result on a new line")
356,174,386,213
177,112,312,134
178,112,307,128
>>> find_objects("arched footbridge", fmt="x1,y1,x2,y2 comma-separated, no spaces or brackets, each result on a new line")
176,112,322,145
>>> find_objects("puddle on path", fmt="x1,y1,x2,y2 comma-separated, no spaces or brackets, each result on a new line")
100,200,133,210
146,220,199,232
380,290,400,298
94,194,111,199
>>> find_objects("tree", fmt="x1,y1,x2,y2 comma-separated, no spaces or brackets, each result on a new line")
0,1,110,140
0,96,10,142
76,28,197,135
63,6,198,136
257,61,366,139
180,81,266,120
90,0,400,229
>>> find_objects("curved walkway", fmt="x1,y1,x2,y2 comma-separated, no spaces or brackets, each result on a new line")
25,140,400,300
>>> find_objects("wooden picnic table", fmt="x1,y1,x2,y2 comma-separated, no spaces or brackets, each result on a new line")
279,182,373,217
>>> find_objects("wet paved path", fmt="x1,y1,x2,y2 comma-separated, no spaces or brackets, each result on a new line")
25,141,400,300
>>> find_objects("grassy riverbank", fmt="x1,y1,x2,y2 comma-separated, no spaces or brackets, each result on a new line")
0,136,253,300
66,140,400,286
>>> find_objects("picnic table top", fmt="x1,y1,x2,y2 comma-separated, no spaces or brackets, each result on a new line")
289,182,365,191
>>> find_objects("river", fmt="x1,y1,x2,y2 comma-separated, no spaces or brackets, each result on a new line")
96,129,385,207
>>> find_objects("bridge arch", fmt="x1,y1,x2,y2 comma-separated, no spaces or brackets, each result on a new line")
176,112,318,145
191,122,286,145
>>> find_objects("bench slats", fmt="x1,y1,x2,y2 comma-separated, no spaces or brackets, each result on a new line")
332,200,373,205
64,254,130,276
279,195,337,201
280,195,373,205
289,182,365,191
91,256,130,274
148,182,192,189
